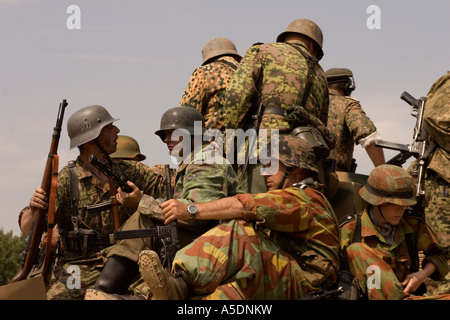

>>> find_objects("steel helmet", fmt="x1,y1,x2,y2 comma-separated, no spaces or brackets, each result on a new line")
201,37,242,65
67,105,118,149
264,134,318,174
110,135,146,161
325,67,356,93
359,164,417,206
155,107,205,141
276,18,324,60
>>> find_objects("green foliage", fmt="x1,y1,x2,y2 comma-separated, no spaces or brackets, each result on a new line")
0,229,27,285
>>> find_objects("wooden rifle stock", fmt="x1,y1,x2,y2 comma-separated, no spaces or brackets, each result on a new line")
11,99,68,283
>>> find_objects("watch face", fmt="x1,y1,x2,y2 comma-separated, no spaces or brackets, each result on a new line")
188,205,198,219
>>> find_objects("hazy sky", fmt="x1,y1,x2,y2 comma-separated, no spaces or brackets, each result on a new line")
1,0,449,235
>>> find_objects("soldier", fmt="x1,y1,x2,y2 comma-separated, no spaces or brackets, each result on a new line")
85,107,244,299
414,71,450,295
179,37,242,132
21,105,166,299
223,18,335,194
325,68,385,172
138,134,341,300
340,164,449,300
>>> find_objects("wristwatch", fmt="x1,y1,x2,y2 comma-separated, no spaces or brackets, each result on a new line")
187,204,198,220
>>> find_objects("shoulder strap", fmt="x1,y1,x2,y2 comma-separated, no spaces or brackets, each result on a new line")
286,43,319,109
68,160,79,212
353,212,363,243
217,60,238,70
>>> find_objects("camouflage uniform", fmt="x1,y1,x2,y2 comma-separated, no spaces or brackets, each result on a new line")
179,56,240,131
340,164,449,300
419,71,450,294
135,143,245,248
340,207,449,300
223,41,330,194
327,88,378,172
224,41,329,133
46,157,165,299
169,181,340,300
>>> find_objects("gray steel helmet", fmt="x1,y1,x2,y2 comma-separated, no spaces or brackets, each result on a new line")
155,106,205,141
201,37,242,65
110,135,146,161
67,105,118,149
276,18,324,60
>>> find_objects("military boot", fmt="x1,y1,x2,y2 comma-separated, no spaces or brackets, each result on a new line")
138,250,190,300
93,255,140,294
84,288,146,300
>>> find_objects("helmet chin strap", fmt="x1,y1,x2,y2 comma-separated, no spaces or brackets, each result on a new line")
377,205,387,223
94,138,111,161
277,168,291,189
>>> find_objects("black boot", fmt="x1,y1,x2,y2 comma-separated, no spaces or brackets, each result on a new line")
93,255,139,294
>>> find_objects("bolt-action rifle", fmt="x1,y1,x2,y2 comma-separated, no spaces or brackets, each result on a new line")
12,99,68,283
113,164,179,271
375,91,435,199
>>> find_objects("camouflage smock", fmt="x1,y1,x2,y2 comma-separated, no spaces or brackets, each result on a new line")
128,143,245,248
327,88,377,171
47,157,166,299
340,206,449,300
179,56,240,131
420,71,450,294
172,180,340,300
223,41,329,133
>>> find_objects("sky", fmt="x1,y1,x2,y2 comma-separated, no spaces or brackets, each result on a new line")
0,0,449,236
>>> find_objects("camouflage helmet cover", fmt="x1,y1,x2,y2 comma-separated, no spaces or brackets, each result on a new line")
276,18,324,60
155,106,205,141
110,135,146,161
359,164,417,206
265,134,318,173
67,105,118,149
201,37,242,65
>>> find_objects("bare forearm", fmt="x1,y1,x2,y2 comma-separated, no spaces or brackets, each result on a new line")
196,197,244,220
161,197,244,224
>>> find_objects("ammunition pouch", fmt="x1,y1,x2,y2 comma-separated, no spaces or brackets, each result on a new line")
61,227,115,260
278,236,333,288
298,250,334,288
61,200,116,259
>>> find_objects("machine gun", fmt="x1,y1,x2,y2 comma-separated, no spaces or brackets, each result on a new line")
88,154,133,193
88,154,134,230
113,164,179,271
375,91,435,199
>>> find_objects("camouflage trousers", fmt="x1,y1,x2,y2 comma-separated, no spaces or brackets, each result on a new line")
171,219,319,300
46,249,109,300
345,242,450,300
422,173,450,295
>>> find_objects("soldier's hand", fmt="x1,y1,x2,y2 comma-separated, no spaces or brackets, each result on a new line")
401,271,426,295
30,187,48,211
160,199,189,224
116,181,142,208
